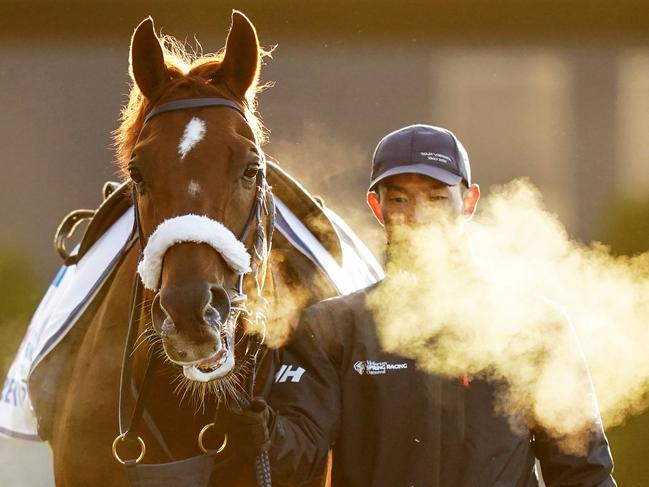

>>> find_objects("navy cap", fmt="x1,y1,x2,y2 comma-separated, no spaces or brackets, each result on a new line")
369,124,471,190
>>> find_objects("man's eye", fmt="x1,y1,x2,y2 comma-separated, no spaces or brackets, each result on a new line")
431,196,447,201
390,197,407,203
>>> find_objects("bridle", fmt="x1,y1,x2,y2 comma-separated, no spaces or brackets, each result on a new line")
112,97,275,487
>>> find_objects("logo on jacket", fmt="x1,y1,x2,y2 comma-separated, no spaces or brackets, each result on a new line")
353,360,408,376
274,364,306,383
353,361,367,375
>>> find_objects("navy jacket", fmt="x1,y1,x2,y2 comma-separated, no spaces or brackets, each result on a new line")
267,285,616,487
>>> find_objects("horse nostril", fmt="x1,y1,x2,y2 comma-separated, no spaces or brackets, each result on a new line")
203,305,222,326
209,286,231,325
151,293,170,335
160,318,175,337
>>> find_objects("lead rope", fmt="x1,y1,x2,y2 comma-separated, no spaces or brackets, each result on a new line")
247,335,272,487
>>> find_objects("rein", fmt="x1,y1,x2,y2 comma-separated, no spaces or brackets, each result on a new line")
112,98,275,487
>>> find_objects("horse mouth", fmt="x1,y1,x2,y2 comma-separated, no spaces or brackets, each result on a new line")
182,321,236,382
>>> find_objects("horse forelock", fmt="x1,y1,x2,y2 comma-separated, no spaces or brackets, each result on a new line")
113,34,272,180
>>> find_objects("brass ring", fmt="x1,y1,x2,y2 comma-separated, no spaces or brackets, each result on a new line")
198,423,227,454
112,433,146,464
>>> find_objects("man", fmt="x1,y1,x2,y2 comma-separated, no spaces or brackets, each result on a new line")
226,125,616,486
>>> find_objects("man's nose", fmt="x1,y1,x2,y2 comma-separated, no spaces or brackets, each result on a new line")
410,201,436,225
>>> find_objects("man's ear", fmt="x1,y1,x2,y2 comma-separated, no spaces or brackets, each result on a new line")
463,184,480,219
367,192,384,225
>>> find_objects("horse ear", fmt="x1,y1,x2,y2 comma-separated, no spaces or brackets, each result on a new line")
130,17,169,99
221,10,260,100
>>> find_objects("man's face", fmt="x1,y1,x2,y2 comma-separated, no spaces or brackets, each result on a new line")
377,173,466,224
367,173,479,269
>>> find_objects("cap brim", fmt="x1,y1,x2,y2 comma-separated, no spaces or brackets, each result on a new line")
369,163,463,190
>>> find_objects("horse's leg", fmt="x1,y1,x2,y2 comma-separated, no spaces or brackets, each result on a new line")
51,247,138,486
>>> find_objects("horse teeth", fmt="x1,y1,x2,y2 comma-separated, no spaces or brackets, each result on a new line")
197,350,226,371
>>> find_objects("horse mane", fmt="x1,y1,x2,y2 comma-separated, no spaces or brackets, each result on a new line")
113,35,273,179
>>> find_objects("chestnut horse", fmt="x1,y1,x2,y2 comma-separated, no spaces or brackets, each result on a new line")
39,12,345,487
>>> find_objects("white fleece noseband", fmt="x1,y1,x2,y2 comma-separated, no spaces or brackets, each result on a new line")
137,214,251,291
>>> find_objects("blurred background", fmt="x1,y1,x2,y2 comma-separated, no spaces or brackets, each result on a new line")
1,1,648,485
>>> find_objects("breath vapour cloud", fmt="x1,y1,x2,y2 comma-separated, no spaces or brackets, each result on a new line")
366,179,649,454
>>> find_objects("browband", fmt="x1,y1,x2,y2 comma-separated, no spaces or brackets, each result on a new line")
143,98,247,125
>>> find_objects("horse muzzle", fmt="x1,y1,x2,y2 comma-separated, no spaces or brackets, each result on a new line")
151,285,237,382
136,213,253,382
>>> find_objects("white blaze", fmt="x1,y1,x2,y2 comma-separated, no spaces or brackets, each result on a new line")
178,117,206,160
187,180,201,197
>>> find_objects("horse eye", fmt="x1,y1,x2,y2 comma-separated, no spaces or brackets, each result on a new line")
243,164,260,180
128,166,144,186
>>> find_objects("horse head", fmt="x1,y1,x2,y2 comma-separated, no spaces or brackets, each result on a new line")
119,12,272,392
